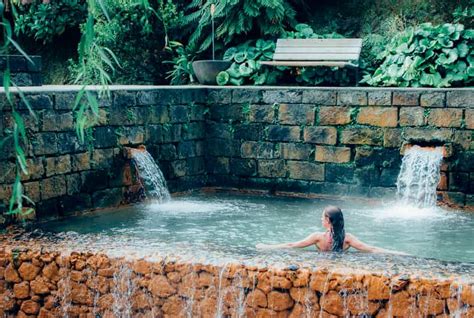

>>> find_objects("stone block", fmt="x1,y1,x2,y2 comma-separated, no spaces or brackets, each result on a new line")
146,125,163,143
149,105,170,124
280,143,312,160
341,127,383,146
337,90,367,106
162,125,182,143
57,132,86,154
241,141,277,159
325,164,354,183
81,170,109,192
207,89,232,104
278,104,315,125
287,161,324,181
45,155,71,177
383,128,403,148
188,104,206,121
354,147,401,168
94,126,117,148
41,112,74,131
427,108,463,128
207,138,238,156
420,92,445,107
403,128,453,143
92,149,114,169
110,106,148,126
354,166,379,186
230,158,257,176
446,91,474,107
35,198,59,218
207,157,230,174
169,105,189,123
118,126,145,145
399,107,425,126
262,90,302,104
452,151,474,171
466,109,474,129
41,175,66,200
59,194,92,214
171,160,188,177
379,168,399,187
66,173,83,195
302,90,336,105
393,91,419,106
315,146,351,163
232,89,262,103
318,106,351,125
303,127,337,145
453,130,473,150
206,122,232,139
55,92,76,110
137,91,160,105
0,160,16,183
187,157,205,175
178,141,196,158
441,192,466,206
249,104,274,123
113,91,136,108
21,157,44,181
267,125,300,142
32,133,58,155
92,188,123,208
159,144,177,160
356,107,397,127
24,181,40,202
18,94,52,110
449,172,469,192
234,123,263,141
368,91,391,106
183,122,205,140
211,104,244,122
258,160,287,178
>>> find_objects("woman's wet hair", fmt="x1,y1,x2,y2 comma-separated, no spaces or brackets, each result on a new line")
323,206,345,252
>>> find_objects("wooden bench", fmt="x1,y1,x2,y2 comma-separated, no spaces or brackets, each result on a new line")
260,38,362,69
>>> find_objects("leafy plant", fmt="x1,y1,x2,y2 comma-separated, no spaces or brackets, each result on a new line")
181,0,297,52
14,0,87,44
218,39,282,86
363,22,474,87
164,41,196,85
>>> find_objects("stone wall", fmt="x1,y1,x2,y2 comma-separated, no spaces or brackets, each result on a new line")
0,55,42,86
0,87,473,220
0,247,473,317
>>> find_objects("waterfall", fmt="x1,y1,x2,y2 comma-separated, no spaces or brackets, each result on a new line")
130,150,171,203
396,145,443,208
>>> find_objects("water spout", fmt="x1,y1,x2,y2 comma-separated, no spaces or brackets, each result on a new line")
396,145,444,208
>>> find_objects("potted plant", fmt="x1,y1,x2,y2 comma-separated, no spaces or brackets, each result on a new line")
192,4,231,85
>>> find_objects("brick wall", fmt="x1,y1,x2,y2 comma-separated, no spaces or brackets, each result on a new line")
0,55,42,86
0,87,473,221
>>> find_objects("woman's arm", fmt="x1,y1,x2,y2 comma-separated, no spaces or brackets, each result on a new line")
346,234,407,254
256,233,320,250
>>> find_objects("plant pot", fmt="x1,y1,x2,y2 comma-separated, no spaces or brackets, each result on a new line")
192,60,231,85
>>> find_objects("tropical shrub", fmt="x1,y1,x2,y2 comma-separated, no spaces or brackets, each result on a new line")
218,39,282,86
164,41,196,85
181,0,297,52
363,23,474,87
14,0,87,43
69,1,167,84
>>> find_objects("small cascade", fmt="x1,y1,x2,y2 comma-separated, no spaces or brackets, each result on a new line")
112,263,135,318
396,145,444,208
130,149,171,203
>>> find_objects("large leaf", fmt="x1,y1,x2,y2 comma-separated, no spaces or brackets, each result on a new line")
223,47,237,61
216,71,229,86
420,72,442,87
234,52,247,63
437,49,458,65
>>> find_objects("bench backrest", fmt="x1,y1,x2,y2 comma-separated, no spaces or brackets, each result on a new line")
273,38,362,61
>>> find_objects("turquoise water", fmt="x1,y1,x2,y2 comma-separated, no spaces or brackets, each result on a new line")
36,192,474,277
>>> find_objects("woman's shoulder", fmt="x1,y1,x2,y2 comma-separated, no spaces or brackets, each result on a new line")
344,233,356,242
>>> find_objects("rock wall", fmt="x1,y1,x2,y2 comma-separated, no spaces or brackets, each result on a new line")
0,248,473,317
0,87,473,220
0,55,42,86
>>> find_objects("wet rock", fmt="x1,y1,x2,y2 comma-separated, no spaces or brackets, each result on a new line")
20,300,40,315
269,276,292,289
256,308,290,318
246,289,267,308
149,275,176,297
5,264,21,283
267,291,294,311
133,259,152,275
30,277,50,295
320,291,344,316
367,275,390,300
13,281,30,299
18,262,41,281
70,282,93,305
289,287,318,305
418,295,445,315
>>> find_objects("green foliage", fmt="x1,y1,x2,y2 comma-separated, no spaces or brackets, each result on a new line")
69,1,167,84
181,0,297,52
363,22,474,87
14,0,87,44
220,39,282,86
164,41,196,85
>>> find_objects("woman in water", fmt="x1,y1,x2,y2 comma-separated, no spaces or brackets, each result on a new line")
256,205,399,253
